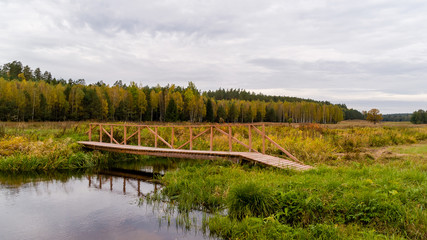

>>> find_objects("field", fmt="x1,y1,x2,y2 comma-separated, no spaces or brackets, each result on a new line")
1,121,426,239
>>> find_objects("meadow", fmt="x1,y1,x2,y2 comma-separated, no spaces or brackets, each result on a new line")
1,121,426,239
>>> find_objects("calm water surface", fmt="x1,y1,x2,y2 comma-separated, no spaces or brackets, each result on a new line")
0,160,212,240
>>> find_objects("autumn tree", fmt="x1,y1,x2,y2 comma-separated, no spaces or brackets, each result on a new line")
150,90,159,121
366,108,383,124
0,61,350,124
136,88,147,121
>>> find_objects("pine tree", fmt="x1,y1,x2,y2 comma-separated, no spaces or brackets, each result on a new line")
205,98,214,122
165,98,178,122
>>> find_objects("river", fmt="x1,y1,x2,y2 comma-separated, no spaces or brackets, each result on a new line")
0,159,213,240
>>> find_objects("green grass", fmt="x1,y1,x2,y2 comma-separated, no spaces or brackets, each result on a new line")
158,158,427,239
393,144,427,155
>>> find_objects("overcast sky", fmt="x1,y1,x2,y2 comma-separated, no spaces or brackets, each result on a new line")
1,0,426,113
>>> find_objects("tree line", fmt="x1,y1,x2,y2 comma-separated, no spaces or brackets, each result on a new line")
410,110,427,124
0,61,344,123
382,113,412,122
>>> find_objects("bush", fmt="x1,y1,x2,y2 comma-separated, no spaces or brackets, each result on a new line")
227,182,277,219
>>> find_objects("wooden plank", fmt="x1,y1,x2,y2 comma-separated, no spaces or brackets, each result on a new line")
120,129,139,145
102,127,120,144
177,128,210,150
171,127,174,148
262,124,265,154
110,126,113,144
88,124,92,141
146,126,173,149
189,127,193,150
124,125,127,145
228,126,232,152
138,126,141,146
155,127,158,148
78,141,312,171
248,125,252,152
214,126,258,152
210,126,213,151
99,124,102,142
251,126,302,164
89,122,290,129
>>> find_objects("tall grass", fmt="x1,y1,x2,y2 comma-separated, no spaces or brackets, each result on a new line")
159,158,427,239
0,136,107,171
228,182,277,220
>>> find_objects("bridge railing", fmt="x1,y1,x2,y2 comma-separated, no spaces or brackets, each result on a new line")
87,123,301,164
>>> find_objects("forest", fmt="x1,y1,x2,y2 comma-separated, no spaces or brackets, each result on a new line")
0,61,345,123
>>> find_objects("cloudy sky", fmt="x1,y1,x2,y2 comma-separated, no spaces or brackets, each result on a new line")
1,0,426,113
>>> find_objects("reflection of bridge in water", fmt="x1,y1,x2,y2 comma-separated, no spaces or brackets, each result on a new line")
87,168,161,196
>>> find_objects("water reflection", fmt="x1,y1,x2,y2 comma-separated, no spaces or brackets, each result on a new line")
0,159,212,240
87,169,161,196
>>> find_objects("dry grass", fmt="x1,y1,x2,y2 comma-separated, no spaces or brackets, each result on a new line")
324,120,427,129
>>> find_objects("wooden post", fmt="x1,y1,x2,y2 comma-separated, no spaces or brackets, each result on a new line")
138,126,141,146
171,127,174,148
229,126,232,152
124,125,127,145
262,123,265,154
99,124,102,142
155,127,158,148
88,124,92,141
248,125,252,152
189,126,193,150
110,177,113,191
210,126,213,151
110,126,113,143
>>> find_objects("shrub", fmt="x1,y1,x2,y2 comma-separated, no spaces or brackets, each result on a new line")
227,182,277,219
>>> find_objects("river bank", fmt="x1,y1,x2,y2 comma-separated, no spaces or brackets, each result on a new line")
1,121,426,239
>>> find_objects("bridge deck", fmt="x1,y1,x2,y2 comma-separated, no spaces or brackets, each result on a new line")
78,141,313,171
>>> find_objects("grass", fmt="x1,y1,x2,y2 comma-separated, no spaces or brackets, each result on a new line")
391,142,427,155
0,122,115,171
0,136,108,171
158,155,427,239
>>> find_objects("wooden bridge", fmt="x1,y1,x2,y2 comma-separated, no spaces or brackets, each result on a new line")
78,123,313,171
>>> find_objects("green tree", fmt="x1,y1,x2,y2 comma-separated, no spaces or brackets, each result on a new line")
205,98,214,122
410,109,427,124
228,102,238,122
34,68,42,81
5,61,23,80
165,98,178,122
23,65,33,81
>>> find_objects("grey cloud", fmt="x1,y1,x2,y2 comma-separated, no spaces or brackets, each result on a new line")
1,0,427,113
249,58,427,76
